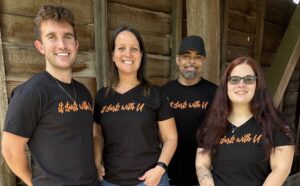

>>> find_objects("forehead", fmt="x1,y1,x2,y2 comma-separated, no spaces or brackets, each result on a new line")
230,63,255,76
115,31,139,45
40,20,75,36
180,50,202,56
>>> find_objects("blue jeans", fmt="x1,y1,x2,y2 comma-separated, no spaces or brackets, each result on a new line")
99,173,169,186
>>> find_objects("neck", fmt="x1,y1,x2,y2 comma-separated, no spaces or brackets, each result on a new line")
46,67,72,83
178,75,201,86
115,74,140,92
228,104,253,126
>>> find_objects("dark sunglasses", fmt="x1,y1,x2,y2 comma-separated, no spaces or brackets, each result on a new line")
228,75,257,85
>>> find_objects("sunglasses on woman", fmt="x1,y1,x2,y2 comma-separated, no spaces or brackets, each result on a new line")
228,75,257,85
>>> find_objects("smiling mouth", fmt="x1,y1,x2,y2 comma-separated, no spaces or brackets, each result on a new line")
56,52,69,57
184,65,198,71
123,60,133,64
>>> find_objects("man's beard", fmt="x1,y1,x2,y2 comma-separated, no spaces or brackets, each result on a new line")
181,70,199,80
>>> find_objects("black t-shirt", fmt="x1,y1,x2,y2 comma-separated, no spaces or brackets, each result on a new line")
162,79,217,185
212,117,292,186
93,85,173,185
4,71,98,186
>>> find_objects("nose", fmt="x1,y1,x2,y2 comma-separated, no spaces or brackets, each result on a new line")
124,48,132,57
57,39,67,49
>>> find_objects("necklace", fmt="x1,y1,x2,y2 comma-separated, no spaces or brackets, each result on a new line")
53,78,77,103
231,125,238,133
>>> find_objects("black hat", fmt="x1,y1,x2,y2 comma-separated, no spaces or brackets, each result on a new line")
178,35,206,56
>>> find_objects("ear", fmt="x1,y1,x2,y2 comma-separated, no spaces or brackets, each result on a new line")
112,52,115,62
176,55,180,66
34,40,44,54
75,40,79,50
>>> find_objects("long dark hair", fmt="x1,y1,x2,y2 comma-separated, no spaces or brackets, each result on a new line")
106,25,151,96
197,56,294,158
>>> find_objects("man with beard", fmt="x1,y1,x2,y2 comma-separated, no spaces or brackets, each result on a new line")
162,35,217,185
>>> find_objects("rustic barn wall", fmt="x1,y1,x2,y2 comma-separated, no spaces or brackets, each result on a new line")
0,0,97,99
107,0,172,85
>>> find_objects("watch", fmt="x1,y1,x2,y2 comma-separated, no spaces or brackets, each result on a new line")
156,161,168,172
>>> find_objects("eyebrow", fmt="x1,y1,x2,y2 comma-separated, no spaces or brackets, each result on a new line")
45,32,75,38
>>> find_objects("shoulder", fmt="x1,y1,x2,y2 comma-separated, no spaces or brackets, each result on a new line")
199,78,218,91
161,80,177,89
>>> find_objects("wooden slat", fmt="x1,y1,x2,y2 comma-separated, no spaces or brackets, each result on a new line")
266,4,300,107
226,46,254,62
186,0,220,84
149,77,169,86
170,0,182,79
228,11,256,33
229,0,257,17
3,46,96,78
221,0,230,73
265,6,286,25
227,29,255,49
262,22,284,52
94,0,108,89
0,27,16,186
0,13,94,51
108,2,171,36
0,0,93,24
147,54,170,78
109,0,172,13
254,0,266,64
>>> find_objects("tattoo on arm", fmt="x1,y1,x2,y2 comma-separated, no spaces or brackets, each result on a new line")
196,167,214,185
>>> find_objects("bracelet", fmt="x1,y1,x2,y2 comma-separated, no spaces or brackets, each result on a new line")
156,161,168,172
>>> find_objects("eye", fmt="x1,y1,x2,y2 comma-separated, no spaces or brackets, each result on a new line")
243,75,257,84
228,76,241,84
116,47,125,51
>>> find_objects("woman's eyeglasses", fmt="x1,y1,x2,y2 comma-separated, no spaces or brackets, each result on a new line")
228,75,257,85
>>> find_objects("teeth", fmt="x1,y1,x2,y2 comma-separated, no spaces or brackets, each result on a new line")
124,60,133,64
57,53,69,56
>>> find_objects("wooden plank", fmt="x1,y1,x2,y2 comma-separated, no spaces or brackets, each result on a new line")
227,29,255,49
254,0,266,64
229,0,257,17
262,22,284,52
109,0,172,13
0,0,93,24
108,2,171,36
265,6,286,25
221,0,230,73
186,0,220,84
0,13,94,51
149,77,169,86
147,54,170,78
3,46,96,78
108,30,171,55
228,11,256,33
170,0,182,79
226,46,254,62
266,0,288,11
260,51,275,66
94,0,108,89
0,27,16,186
266,4,300,107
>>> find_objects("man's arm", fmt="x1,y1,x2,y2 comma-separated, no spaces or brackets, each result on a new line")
1,132,32,186
195,148,215,186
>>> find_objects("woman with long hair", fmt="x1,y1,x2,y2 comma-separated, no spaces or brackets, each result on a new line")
93,26,177,186
196,56,294,186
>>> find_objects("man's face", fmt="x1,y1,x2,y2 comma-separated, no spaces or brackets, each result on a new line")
176,50,205,80
34,20,79,71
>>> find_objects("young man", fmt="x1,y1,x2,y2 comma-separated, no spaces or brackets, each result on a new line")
162,35,217,185
1,5,98,186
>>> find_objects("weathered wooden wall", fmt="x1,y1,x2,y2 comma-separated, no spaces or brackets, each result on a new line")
0,0,97,99
107,0,172,85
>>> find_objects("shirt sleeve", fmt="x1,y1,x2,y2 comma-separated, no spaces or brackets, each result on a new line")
155,87,174,121
4,86,40,138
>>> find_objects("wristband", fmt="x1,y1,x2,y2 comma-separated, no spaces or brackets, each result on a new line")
156,161,168,172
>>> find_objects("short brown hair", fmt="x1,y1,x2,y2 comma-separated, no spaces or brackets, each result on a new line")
34,5,76,39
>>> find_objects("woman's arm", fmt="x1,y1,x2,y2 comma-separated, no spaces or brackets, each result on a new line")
263,145,294,186
195,148,215,186
139,117,178,185
93,123,105,180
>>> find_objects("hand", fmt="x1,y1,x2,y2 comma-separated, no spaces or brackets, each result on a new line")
96,164,105,181
138,166,165,186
